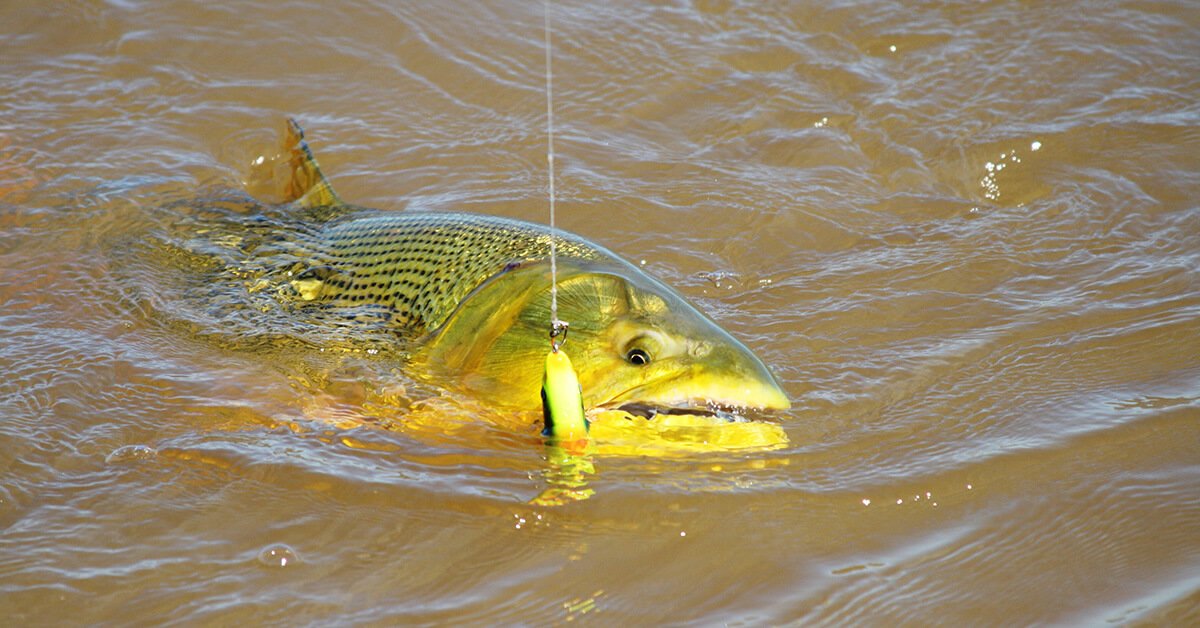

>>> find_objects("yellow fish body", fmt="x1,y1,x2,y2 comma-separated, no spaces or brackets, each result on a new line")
265,120,789,418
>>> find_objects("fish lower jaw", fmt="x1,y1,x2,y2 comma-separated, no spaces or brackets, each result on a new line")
609,401,747,421
599,380,791,416
601,391,789,421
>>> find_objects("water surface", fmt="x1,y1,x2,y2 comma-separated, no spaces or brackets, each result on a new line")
1,1,1198,624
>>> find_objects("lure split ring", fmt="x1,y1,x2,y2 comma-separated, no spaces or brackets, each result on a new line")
549,319,569,352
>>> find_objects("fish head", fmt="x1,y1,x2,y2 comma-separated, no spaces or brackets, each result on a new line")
418,259,790,415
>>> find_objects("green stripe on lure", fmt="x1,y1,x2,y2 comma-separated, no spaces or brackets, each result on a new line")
541,347,588,449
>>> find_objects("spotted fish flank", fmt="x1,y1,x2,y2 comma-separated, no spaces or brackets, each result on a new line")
285,213,603,334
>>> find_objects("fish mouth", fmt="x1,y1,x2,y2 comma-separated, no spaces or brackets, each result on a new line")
600,376,791,421
612,402,754,422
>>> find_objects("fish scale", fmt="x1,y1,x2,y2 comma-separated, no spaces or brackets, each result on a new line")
290,211,606,334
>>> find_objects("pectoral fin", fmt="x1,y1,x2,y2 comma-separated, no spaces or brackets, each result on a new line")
289,265,349,301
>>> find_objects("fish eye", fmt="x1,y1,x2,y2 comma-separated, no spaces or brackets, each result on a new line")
626,348,651,366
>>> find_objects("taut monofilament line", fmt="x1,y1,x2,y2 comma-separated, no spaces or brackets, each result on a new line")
539,2,589,448
543,2,561,333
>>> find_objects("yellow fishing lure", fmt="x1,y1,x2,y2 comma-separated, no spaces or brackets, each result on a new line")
540,348,588,450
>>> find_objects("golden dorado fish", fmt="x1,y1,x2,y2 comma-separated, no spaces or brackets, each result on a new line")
256,120,789,417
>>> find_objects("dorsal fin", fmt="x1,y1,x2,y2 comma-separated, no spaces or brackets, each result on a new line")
281,118,344,210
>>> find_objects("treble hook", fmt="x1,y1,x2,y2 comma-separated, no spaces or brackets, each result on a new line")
549,319,569,352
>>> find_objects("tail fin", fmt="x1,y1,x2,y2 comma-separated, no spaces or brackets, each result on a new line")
282,118,344,210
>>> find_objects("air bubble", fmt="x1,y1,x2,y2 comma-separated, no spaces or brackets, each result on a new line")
257,544,299,568
105,444,156,464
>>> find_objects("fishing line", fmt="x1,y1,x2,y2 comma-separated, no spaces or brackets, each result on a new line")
538,1,588,449
543,1,563,341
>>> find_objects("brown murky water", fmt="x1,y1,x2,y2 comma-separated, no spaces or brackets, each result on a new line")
2,1,1198,624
